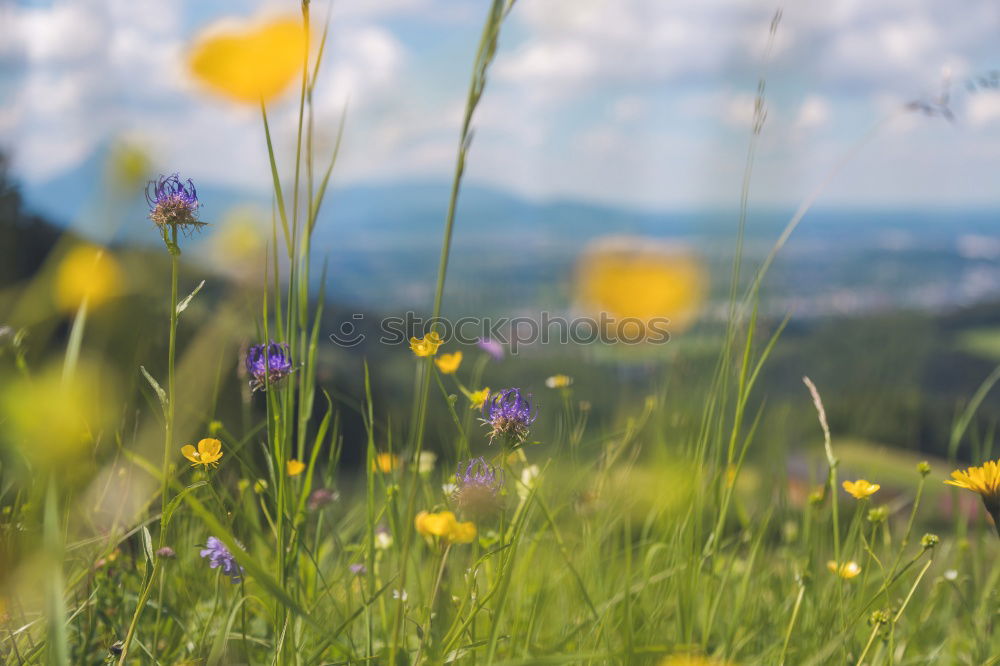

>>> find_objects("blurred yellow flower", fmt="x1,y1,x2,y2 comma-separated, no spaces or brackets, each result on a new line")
469,387,490,410
946,460,1000,503
414,510,477,545
725,464,739,488
181,438,223,468
188,16,305,104
574,236,707,339
106,140,152,191
545,374,573,389
435,351,462,374
374,452,400,473
0,361,118,469
287,459,306,476
211,206,267,281
448,520,477,544
827,560,861,579
54,244,122,312
842,479,880,499
410,332,443,357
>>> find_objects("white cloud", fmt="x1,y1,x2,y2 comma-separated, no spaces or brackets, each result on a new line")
967,91,1000,127
795,95,832,130
3,0,1000,209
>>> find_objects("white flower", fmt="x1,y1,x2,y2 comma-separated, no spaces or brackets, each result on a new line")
392,589,408,602
545,374,573,389
442,482,458,496
375,531,393,550
944,569,958,581
417,451,437,474
518,465,540,500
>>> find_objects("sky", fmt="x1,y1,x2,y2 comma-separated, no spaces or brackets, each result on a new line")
2,0,1000,210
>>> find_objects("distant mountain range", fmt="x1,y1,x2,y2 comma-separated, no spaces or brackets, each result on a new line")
18,147,1000,317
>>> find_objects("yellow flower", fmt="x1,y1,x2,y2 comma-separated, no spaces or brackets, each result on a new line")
545,374,573,389
447,520,477,544
842,479,880,499
469,388,490,410
946,460,1000,502
409,332,443,357
373,452,400,473
54,244,122,312
181,438,223,467
415,510,455,537
574,237,708,339
414,510,477,545
286,459,305,476
827,560,861,579
188,16,305,104
434,351,463,374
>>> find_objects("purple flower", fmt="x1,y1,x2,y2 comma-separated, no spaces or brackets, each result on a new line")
156,546,176,559
349,563,367,576
245,342,293,391
146,174,204,230
482,388,537,445
199,536,244,584
452,457,504,517
308,488,338,511
477,338,504,361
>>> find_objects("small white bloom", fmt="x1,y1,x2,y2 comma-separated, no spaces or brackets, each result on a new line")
944,569,958,581
442,482,458,496
375,531,393,550
392,589,408,602
518,465,540,499
417,451,437,474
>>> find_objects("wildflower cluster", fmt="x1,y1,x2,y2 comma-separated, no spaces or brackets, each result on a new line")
481,388,537,446
245,342,294,391
146,174,204,231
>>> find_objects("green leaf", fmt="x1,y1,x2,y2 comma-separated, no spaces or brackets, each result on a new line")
140,365,167,409
176,279,206,315
163,481,207,530
140,526,154,565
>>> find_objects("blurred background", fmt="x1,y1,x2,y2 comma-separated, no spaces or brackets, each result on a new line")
2,0,1000,471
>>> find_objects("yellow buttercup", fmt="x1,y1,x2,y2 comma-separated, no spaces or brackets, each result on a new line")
181,438,224,468
189,17,305,104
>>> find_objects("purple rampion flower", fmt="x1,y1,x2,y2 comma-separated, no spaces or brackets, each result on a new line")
245,342,293,391
481,388,537,445
477,338,504,361
308,488,338,511
146,174,204,230
452,457,504,517
199,536,244,584
349,563,367,576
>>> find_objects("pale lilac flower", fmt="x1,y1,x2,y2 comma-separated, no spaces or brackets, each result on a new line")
477,338,504,361
199,536,244,584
